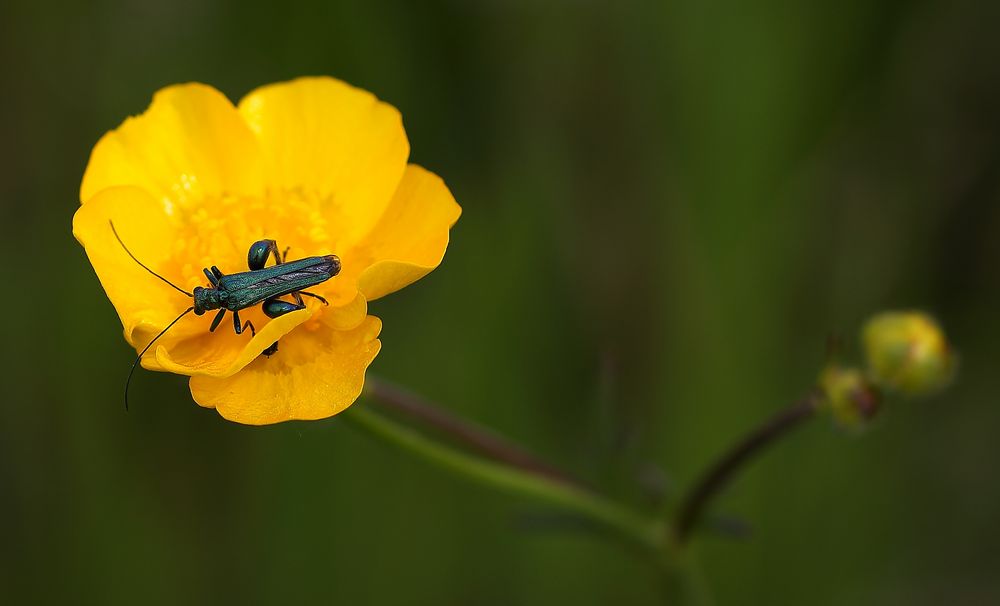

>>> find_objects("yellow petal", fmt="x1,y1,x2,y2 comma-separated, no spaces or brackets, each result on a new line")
80,83,263,207
323,291,369,331
72,186,202,347
151,307,316,377
190,316,382,424
352,164,462,300
237,76,409,244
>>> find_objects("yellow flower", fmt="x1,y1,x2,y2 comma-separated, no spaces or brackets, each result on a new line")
862,311,954,396
72,77,461,424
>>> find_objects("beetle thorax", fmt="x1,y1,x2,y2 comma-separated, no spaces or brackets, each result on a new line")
193,286,224,315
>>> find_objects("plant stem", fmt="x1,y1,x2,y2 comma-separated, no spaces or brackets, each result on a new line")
364,377,577,487
673,391,821,544
343,403,664,554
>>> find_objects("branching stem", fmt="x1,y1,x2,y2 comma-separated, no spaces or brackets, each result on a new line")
351,375,822,604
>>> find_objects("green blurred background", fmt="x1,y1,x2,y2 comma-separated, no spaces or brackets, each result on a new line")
2,0,998,603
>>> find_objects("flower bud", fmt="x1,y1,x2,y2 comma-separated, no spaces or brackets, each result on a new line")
862,311,954,396
818,365,881,429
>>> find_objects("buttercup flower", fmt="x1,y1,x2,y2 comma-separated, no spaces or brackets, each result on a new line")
862,311,954,397
73,77,460,424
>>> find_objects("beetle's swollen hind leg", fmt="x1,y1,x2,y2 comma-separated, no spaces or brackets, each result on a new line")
259,296,304,358
263,297,305,319
209,309,227,332
232,309,256,337
247,239,282,270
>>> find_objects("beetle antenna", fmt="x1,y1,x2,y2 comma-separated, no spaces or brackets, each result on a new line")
109,220,193,297
124,306,195,411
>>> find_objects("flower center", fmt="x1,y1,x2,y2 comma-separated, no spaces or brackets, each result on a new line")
167,189,340,293
151,189,356,344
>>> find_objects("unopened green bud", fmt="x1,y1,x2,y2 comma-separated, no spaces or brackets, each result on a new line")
818,365,881,429
862,311,954,396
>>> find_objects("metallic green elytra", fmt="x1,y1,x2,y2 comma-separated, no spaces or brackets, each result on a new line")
193,254,340,327
109,221,341,410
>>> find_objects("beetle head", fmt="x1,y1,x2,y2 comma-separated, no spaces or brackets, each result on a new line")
193,287,223,315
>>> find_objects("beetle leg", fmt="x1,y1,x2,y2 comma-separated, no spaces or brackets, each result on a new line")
292,291,305,306
232,309,255,337
263,297,304,319
262,341,279,357
247,240,282,270
281,246,290,263
203,268,219,287
209,309,227,332
298,291,329,306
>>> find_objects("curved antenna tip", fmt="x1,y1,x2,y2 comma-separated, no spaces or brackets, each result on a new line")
123,306,195,412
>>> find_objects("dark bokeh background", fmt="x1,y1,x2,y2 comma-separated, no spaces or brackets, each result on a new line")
2,1,998,604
